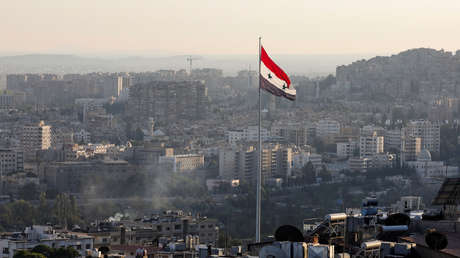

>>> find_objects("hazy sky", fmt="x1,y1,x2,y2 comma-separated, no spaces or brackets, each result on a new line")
2,0,460,56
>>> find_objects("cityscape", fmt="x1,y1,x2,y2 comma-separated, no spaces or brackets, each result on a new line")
1,1,460,258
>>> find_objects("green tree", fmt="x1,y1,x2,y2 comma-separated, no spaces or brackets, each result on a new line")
319,165,332,182
13,250,46,258
134,128,144,141
18,183,40,200
9,200,37,229
31,245,54,258
52,247,79,258
302,161,316,184
53,193,81,229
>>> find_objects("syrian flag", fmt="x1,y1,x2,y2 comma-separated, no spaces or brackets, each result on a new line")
260,46,296,101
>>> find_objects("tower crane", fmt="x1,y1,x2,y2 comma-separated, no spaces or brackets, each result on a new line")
186,56,201,75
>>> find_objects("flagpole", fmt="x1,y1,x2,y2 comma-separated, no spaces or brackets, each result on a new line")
256,36,262,243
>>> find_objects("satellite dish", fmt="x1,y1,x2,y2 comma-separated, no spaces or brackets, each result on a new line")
274,225,304,242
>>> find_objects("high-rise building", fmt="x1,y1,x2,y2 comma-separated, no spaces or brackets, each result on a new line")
404,120,440,154
359,132,384,159
21,121,52,161
0,90,25,110
218,144,292,184
384,129,402,152
0,149,24,173
271,123,312,146
401,135,421,162
129,81,209,123
337,141,358,158
316,119,341,138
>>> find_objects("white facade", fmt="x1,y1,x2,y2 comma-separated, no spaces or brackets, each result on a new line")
336,141,357,158
359,132,384,159
74,129,91,144
227,126,270,145
406,150,459,182
0,149,23,173
404,120,440,153
292,152,322,169
0,225,94,258
349,157,370,172
361,125,385,136
159,154,204,173
384,129,402,151
21,121,51,161
316,119,340,138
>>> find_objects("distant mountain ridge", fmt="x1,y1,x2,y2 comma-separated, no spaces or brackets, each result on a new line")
336,48,460,101
0,53,372,76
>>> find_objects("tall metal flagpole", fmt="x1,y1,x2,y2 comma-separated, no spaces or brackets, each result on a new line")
256,36,262,243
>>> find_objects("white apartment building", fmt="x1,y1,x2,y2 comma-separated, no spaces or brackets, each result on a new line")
361,125,385,136
73,129,91,144
336,141,358,158
219,144,292,183
0,149,23,174
0,225,94,258
292,151,322,169
21,121,51,161
359,132,384,159
406,149,459,183
227,126,270,145
404,120,440,154
316,119,340,138
159,154,204,173
349,157,371,172
384,129,402,151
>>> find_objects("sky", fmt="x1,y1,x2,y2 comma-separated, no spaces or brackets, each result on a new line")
2,0,460,56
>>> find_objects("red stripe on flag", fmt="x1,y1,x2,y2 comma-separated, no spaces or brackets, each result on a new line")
260,46,291,87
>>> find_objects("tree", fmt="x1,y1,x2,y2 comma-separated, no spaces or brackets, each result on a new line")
134,128,144,141
54,193,80,229
319,165,332,182
13,250,46,258
38,192,49,224
52,247,79,258
302,161,316,184
9,200,37,229
31,245,54,258
18,183,40,200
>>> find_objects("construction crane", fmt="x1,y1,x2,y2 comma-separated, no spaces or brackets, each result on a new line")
186,56,201,75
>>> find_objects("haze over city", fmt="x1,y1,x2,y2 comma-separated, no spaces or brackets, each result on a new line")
1,1,460,258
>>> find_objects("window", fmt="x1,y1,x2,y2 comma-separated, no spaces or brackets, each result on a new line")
76,245,81,250
174,224,181,230
86,244,91,249
3,248,9,254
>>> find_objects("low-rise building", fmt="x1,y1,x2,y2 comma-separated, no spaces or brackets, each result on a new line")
159,154,204,173
406,149,459,183
0,149,23,174
349,157,370,172
0,225,94,258
336,141,357,158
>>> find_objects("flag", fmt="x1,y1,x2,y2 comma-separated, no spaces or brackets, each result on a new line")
260,46,296,101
